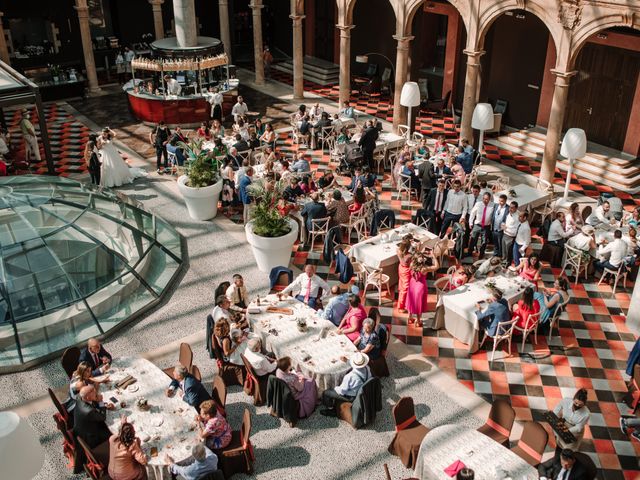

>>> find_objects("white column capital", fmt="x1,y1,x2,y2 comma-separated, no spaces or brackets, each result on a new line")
393,35,414,52
335,24,354,31
218,0,228,4
148,0,164,5
290,14,306,23
249,1,264,9
550,69,577,86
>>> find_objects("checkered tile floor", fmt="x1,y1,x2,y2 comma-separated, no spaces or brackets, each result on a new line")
3,104,91,176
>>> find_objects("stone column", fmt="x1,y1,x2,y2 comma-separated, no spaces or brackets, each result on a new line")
0,12,9,64
249,1,265,85
628,278,640,336
172,0,197,48
291,11,305,100
459,49,484,143
74,0,101,95
336,24,354,107
540,70,576,185
392,35,413,130
218,0,232,62
149,0,165,40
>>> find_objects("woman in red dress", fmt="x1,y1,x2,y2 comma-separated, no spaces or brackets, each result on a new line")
396,240,412,313
512,286,540,330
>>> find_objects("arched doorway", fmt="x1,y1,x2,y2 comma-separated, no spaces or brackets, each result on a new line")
479,10,554,129
565,27,640,152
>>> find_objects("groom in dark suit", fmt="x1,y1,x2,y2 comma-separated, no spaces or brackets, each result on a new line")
538,449,590,480
87,140,101,185
73,385,113,448
79,338,112,377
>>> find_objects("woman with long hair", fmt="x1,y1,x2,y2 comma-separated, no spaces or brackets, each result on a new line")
537,277,570,326
348,186,367,214
406,253,431,327
565,202,583,235
517,253,542,282
512,286,540,330
337,294,367,342
396,240,413,313
108,421,148,480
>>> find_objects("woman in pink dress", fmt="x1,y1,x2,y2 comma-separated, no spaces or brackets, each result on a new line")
396,240,412,313
337,293,367,342
517,254,542,282
275,356,318,418
406,254,431,327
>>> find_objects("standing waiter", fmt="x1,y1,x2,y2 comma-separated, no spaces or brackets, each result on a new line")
149,121,171,174
358,120,379,170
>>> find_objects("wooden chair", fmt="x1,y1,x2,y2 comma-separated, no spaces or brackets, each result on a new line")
532,199,554,227
212,375,228,413
398,124,410,139
434,277,450,304
510,421,548,466
513,311,541,350
76,435,111,480
363,264,392,304
212,336,245,387
190,364,202,382
308,216,331,250
397,173,418,201
547,295,570,342
162,342,193,378
320,125,334,151
217,408,255,478
477,399,516,447
597,262,629,296
49,388,79,470
488,175,510,192
340,209,366,243
478,318,517,362
240,354,268,406
373,146,388,173
61,347,81,379
388,397,429,469
562,244,589,285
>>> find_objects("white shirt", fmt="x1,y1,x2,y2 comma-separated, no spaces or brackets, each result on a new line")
469,201,495,228
502,212,520,237
0,138,8,156
587,205,613,227
225,283,248,311
211,305,230,324
466,193,481,214
208,92,223,106
334,366,371,397
124,50,135,62
281,273,330,299
244,349,276,376
515,221,531,250
166,78,182,95
443,190,467,216
553,398,590,435
598,238,628,267
548,219,571,242
568,233,595,256
232,102,249,119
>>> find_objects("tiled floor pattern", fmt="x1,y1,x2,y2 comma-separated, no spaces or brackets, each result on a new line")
3,104,91,176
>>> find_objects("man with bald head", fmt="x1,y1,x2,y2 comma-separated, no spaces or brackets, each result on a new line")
79,338,112,376
73,385,113,448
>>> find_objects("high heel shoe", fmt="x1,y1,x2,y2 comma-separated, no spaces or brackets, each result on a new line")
407,317,415,325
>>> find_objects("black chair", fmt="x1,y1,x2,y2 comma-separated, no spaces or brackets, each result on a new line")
61,347,81,379
266,375,300,427
214,281,230,302
335,377,382,429
206,313,216,359
197,471,225,480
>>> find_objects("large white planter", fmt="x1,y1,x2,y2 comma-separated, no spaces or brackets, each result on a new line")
177,175,223,221
245,218,299,273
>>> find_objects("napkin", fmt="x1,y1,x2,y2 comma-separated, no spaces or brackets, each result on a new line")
247,307,261,314
444,460,466,477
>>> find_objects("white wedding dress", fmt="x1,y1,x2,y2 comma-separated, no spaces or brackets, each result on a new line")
99,140,146,188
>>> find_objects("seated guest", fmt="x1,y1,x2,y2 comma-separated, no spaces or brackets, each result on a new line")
565,202,583,235
516,253,542,282
474,256,503,279
349,167,366,193
401,159,421,192
339,101,355,118
552,388,590,451
211,295,232,324
260,123,276,146
538,448,589,480
166,443,218,480
195,400,232,450
326,189,350,226
348,187,367,215
595,229,627,275
433,135,448,154
225,274,248,313
625,206,640,228
320,352,371,416
300,192,328,232
354,317,381,360
336,127,350,144
196,121,211,141
226,147,242,171
415,138,429,159
512,286,540,330
298,115,312,145
67,361,109,413
79,337,112,376
276,356,318,418
277,197,298,217
336,294,367,343
433,157,452,180
450,265,474,290
281,264,330,309
248,131,260,150
210,119,224,138
299,175,317,194
214,320,248,368
586,200,615,227
548,211,572,247
211,138,227,157
73,385,114,448
244,338,276,377
317,170,337,190
233,133,249,152
290,152,311,173
318,285,351,326
361,166,377,189
460,137,474,155
619,415,640,442
283,177,304,202
108,421,148,480
233,118,249,141
449,157,466,184
166,365,212,412
455,145,473,174
313,112,332,141
456,469,475,480
567,225,597,259
475,289,511,337
536,277,569,327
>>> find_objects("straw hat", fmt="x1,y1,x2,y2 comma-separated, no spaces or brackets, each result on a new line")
349,352,369,370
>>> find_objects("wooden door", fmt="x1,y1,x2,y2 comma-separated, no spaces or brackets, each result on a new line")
313,1,335,61
565,43,640,150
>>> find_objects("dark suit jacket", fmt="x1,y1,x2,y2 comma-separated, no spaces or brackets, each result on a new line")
418,162,435,190
227,154,242,170
476,298,511,336
423,187,449,212
73,400,111,448
358,127,379,152
434,165,452,179
538,455,590,480
233,140,250,152
301,201,328,231
88,152,101,174
170,374,212,409
79,346,112,376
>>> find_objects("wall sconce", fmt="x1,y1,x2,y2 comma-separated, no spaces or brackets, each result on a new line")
515,13,526,20
596,33,608,39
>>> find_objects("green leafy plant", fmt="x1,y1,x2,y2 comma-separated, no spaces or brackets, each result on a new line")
246,178,292,238
178,139,221,188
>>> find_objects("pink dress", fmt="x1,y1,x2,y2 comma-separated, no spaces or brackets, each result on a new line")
397,253,412,310
276,369,318,418
406,271,428,317
341,305,367,342
519,259,540,281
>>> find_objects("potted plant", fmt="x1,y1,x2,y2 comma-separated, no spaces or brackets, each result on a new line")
245,178,298,273
176,139,223,221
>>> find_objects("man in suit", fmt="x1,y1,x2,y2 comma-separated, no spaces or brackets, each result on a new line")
226,147,242,171
538,449,590,480
73,385,113,448
232,133,249,152
166,365,212,412
433,157,451,181
491,194,509,258
417,160,435,202
474,290,511,337
301,192,328,233
349,167,366,193
79,338,112,377
358,120,379,170
423,179,448,235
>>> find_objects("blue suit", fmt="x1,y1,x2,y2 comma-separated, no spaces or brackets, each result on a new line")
169,374,212,411
239,175,252,205
456,152,474,174
475,298,511,336
491,204,509,257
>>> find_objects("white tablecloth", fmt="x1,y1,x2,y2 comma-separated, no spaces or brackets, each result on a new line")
440,274,530,352
351,131,406,153
350,223,437,269
495,184,550,211
202,136,236,153
101,357,198,480
247,295,358,393
414,425,538,480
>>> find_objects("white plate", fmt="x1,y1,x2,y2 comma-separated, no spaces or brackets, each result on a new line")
153,416,164,427
127,384,139,393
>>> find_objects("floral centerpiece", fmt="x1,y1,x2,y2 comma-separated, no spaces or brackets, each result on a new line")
136,397,150,411
296,317,308,333
508,189,517,198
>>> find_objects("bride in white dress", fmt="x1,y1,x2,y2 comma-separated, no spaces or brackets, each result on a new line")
98,128,146,188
